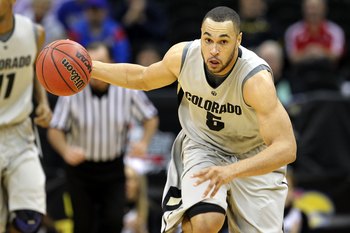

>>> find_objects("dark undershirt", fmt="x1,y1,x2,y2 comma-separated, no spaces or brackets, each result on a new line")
0,31,12,42
0,17,15,42
204,65,233,88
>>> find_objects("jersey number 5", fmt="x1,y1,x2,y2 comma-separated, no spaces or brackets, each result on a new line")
206,112,224,131
0,73,15,99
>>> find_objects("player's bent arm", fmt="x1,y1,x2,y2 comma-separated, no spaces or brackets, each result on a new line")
92,42,187,91
33,24,48,105
231,70,296,178
33,24,52,127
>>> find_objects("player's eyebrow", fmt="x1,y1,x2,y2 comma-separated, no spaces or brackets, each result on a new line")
203,32,230,38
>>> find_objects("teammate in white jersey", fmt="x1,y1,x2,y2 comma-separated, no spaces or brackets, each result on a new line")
91,6,296,233
0,0,52,232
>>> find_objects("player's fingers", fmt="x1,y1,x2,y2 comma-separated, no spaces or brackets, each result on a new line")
193,169,212,186
44,111,52,121
34,117,44,125
193,175,209,186
35,109,51,120
34,114,45,121
36,104,52,117
191,168,209,178
210,181,222,198
202,180,216,198
35,105,43,115
34,117,49,128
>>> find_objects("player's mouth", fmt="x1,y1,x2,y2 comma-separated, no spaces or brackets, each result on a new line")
208,58,221,68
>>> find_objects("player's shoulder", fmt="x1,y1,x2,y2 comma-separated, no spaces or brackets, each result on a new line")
14,13,28,21
161,41,192,75
239,46,268,68
14,13,35,27
14,14,45,38
165,42,190,58
239,46,259,59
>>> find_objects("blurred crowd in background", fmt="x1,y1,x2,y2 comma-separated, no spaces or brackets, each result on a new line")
12,0,350,232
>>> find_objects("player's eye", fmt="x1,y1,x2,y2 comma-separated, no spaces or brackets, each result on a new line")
205,38,213,44
220,40,228,45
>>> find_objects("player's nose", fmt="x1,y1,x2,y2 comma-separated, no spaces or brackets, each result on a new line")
210,44,220,55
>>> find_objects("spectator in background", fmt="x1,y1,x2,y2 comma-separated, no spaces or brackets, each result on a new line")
56,0,86,31
238,0,281,49
123,165,166,233
113,0,168,61
257,40,292,106
285,0,345,64
122,166,149,233
47,42,158,233
284,167,311,233
68,0,131,62
284,0,345,94
14,0,67,16
135,43,162,67
14,0,35,13
16,0,66,45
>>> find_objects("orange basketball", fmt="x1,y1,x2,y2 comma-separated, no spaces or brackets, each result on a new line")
36,39,92,96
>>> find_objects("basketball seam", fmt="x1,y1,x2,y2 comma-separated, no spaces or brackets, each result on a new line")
39,48,53,93
50,49,77,94
46,40,61,49
53,44,90,82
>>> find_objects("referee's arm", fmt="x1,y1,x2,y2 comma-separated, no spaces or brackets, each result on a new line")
129,115,159,157
48,128,86,166
141,115,159,146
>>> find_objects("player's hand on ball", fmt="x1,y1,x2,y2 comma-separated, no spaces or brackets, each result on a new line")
192,165,233,198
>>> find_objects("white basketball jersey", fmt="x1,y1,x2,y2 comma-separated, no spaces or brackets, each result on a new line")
178,39,272,156
0,14,37,126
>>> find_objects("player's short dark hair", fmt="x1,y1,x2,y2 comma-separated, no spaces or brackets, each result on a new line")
202,6,241,32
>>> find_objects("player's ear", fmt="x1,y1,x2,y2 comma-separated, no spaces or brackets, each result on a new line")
237,32,242,47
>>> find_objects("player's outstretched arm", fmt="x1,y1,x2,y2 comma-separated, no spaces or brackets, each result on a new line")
92,42,187,91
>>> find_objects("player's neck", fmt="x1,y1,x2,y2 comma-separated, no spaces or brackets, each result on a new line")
0,13,14,36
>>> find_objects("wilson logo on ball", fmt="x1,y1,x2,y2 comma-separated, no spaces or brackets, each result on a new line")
61,58,85,89
76,51,92,73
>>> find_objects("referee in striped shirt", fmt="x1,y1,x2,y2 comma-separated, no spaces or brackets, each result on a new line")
47,42,159,233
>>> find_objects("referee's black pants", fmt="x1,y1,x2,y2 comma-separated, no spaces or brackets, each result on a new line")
65,157,126,233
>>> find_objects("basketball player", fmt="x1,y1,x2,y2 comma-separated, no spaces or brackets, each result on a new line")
0,0,52,232
91,6,296,233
